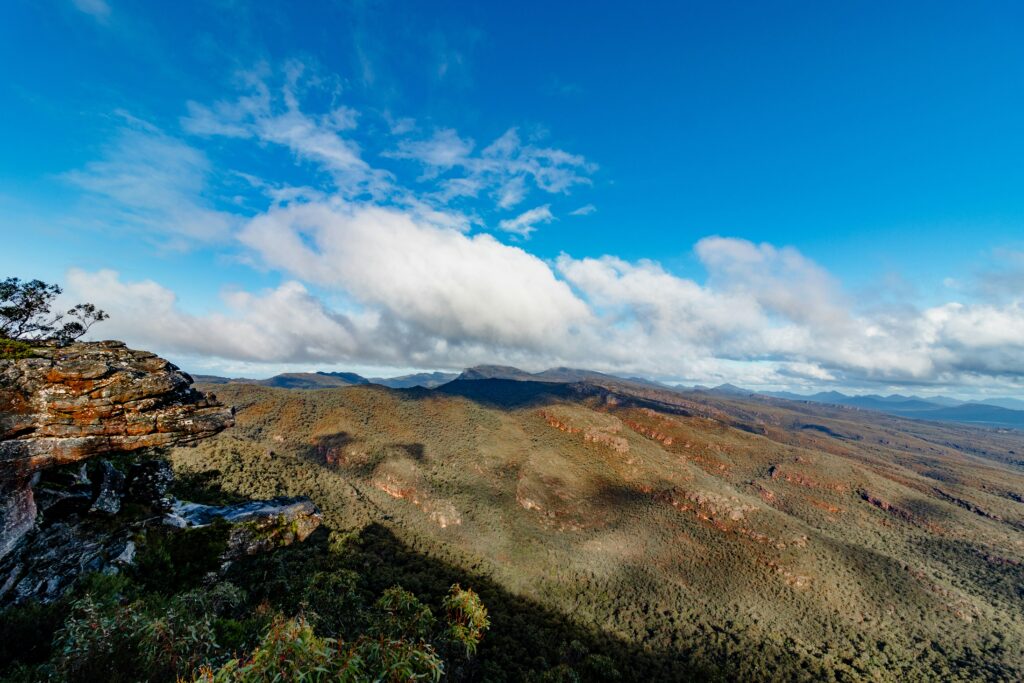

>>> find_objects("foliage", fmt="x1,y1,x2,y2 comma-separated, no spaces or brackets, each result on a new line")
50,582,249,683
369,586,438,641
0,337,33,359
194,616,445,683
0,276,107,343
443,584,489,657
301,569,367,639
0,523,489,682
165,380,1024,681
134,520,231,593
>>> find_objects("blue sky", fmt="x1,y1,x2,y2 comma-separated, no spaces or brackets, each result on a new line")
2,1,1024,396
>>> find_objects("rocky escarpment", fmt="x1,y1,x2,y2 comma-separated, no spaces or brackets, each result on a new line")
0,341,233,556
0,341,323,606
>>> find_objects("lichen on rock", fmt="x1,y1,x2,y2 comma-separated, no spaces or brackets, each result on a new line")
0,341,234,557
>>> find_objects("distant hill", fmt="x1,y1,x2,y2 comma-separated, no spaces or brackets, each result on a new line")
700,383,756,398
456,364,670,392
194,370,456,390
978,397,1024,411
193,367,1024,428
758,389,1024,429
912,403,1024,428
368,372,458,389
260,372,370,389
455,365,542,382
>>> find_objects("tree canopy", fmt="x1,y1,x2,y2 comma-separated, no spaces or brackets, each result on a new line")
0,277,108,344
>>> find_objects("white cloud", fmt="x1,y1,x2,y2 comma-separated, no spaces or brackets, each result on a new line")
65,269,361,363
496,176,527,209
389,127,595,209
72,0,110,20
67,224,1024,392
238,201,591,353
390,128,474,174
498,204,553,237
63,122,239,246
53,61,1024,392
182,63,391,198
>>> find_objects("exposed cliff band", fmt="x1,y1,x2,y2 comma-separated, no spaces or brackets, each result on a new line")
0,341,234,557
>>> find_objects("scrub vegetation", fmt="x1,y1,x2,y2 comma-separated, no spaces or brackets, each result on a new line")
5,375,1022,681
161,378,1024,681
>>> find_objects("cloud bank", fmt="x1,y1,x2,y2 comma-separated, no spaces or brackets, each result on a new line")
61,62,1024,392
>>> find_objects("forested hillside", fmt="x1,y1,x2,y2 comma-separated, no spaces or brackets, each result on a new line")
162,378,1024,681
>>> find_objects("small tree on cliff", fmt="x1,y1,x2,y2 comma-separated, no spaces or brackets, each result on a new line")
0,277,108,344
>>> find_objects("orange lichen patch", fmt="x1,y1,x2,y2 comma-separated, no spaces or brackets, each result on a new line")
859,490,915,522
622,419,674,446
620,415,733,474
753,483,777,504
540,411,582,435
859,490,944,534
374,474,418,501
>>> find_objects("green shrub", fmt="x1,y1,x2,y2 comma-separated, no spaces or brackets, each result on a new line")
443,584,489,657
302,569,367,639
51,582,248,682
52,594,143,682
134,521,231,593
370,586,438,641
0,338,32,359
195,616,445,683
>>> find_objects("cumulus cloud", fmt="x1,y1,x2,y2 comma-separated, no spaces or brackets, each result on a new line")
237,201,591,353
54,61,1024,392
68,222,1024,392
65,270,362,363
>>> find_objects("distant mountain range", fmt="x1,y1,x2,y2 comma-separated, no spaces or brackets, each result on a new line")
192,370,458,390
193,366,1024,430
689,385,1024,429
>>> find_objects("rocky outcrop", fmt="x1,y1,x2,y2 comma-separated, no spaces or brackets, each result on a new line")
166,496,323,560
0,341,327,607
0,341,234,556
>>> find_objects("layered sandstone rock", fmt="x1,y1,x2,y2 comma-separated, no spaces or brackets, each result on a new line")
0,341,234,556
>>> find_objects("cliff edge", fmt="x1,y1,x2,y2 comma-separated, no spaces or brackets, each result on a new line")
0,341,234,557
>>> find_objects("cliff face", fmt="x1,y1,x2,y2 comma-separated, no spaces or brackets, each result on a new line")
0,341,234,556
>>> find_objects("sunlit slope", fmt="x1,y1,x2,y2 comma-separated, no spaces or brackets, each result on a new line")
174,379,1024,680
